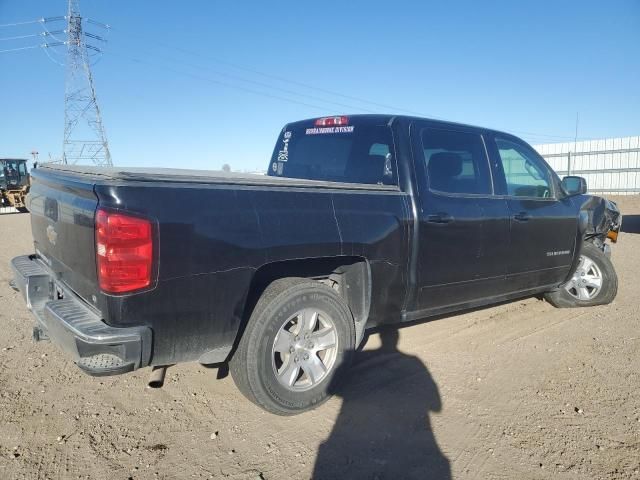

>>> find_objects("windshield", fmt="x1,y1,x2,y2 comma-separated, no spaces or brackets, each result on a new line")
1,160,28,186
268,121,397,185
3,160,19,178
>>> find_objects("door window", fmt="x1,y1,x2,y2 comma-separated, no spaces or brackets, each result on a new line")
421,128,492,195
18,162,27,177
495,137,552,198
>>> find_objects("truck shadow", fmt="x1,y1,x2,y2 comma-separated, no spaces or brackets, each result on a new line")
313,327,451,480
621,215,640,234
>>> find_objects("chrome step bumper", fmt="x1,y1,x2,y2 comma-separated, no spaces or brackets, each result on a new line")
10,255,151,376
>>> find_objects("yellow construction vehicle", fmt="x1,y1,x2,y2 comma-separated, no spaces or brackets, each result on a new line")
0,159,30,213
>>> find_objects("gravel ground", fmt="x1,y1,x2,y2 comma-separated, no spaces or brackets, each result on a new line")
0,196,639,480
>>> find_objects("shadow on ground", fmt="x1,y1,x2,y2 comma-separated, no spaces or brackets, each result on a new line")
313,328,451,480
621,215,640,234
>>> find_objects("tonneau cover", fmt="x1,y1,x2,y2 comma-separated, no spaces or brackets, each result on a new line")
39,164,399,191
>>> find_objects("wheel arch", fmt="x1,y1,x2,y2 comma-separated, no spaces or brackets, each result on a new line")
230,256,371,361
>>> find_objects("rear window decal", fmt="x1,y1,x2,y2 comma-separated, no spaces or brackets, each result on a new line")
277,131,292,162
305,126,355,135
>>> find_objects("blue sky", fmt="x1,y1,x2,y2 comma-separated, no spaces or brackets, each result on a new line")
1,0,639,171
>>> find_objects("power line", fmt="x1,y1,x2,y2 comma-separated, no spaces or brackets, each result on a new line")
0,45,42,54
3,19,590,144
108,26,585,141
0,17,66,28
0,33,41,41
113,52,338,112
42,42,66,66
122,48,377,114
0,29,66,42
172,47,422,115
41,23,66,44
509,129,583,140
110,26,425,116
0,19,43,28
86,18,110,29
118,50,594,142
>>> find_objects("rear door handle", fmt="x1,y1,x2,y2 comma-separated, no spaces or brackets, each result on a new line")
427,212,454,224
513,211,531,222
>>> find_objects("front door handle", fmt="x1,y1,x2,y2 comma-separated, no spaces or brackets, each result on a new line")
513,211,531,222
427,212,454,224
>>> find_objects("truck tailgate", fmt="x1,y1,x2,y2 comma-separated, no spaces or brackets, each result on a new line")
28,169,100,304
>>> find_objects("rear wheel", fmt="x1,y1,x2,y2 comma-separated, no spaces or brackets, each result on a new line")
544,242,617,308
230,277,355,415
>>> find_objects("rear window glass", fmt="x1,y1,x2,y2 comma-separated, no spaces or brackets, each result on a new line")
269,123,397,185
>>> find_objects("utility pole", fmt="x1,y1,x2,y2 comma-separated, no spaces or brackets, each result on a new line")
30,150,39,168
63,0,112,166
568,112,579,176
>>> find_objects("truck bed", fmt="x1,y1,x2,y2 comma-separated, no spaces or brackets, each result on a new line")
25,161,411,368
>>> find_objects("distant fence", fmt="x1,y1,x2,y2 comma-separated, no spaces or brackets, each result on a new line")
534,136,640,195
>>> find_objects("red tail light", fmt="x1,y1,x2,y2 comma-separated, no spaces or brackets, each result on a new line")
96,209,153,294
314,116,349,127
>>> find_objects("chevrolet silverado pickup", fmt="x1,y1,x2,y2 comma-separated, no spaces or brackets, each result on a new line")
11,115,621,415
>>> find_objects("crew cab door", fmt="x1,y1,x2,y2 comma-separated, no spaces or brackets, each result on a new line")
411,124,510,311
486,134,578,291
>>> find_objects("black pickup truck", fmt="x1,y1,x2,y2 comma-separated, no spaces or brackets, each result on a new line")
11,115,621,414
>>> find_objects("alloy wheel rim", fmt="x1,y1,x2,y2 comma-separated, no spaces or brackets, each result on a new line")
271,308,338,392
564,254,603,300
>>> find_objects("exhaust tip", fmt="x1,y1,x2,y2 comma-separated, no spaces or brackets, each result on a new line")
148,366,168,388
32,326,49,342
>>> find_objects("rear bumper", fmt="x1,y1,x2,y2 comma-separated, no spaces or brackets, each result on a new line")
10,255,152,376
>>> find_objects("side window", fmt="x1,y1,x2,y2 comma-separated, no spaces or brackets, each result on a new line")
421,128,492,195
18,162,27,176
369,143,389,156
495,137,552,198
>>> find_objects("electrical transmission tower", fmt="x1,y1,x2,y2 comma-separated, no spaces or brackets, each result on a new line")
62,0,112,166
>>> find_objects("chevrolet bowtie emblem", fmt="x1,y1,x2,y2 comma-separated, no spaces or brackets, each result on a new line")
46,225,58,245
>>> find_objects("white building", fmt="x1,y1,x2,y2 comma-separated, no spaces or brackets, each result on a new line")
534,136,640,195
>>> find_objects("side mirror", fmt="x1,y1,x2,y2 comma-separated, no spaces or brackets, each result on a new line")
562,176,587,196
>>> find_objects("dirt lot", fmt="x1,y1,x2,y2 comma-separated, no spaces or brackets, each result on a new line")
1,196,639,480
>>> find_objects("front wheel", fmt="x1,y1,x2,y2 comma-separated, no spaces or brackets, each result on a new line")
544,242,618,308
230,277,355,415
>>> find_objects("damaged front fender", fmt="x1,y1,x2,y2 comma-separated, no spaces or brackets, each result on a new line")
577,195,622,242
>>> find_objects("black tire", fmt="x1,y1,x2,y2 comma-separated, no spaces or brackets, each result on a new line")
544,242,618,308
230,277,355,415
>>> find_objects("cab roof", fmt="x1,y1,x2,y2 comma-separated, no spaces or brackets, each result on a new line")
286,114,516,139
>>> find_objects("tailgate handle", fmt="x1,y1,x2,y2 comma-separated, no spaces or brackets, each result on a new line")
427,212,454,224
513,211,531,222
